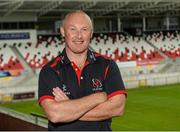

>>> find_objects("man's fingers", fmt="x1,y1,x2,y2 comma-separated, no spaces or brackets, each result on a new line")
54,87,69,100
54,96,61,102
52,91,63,101
53,88,63,98
53,87,69,100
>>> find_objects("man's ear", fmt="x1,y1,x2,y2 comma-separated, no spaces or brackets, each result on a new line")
90,29,93,38
60,26,65,37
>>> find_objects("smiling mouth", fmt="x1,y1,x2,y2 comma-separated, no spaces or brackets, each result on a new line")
74,41,84,44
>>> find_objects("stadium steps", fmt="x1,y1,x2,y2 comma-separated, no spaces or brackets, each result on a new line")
19,75,38,86
142,34,178,73
165,62,180,73
142,34,170,61
9,45,34,73
158,62,173,73
0,46,35,87
12,73,35,87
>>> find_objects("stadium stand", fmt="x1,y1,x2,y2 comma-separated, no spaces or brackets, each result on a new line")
0,33,168,70
145,31,180,61
0,43,23,71
15,35,64,69
91,33,165,62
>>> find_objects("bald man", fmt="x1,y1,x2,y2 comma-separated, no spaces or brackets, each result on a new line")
38,10,127,131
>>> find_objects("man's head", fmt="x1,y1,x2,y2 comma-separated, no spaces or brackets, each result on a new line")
60,10,93,54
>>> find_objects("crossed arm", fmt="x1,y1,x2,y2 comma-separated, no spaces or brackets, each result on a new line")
40,87,126,123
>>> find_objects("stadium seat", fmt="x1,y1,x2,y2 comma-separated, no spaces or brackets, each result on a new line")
146,31,180,60
90,33,164,62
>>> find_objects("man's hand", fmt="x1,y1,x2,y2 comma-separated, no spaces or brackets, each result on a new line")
41,89,107,123
52,87,69,102
79,94,126,121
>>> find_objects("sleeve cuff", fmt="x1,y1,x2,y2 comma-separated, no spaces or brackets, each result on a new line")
108,90,128,99
38,95,54,103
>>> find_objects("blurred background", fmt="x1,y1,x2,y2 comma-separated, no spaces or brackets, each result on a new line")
0,0,180,131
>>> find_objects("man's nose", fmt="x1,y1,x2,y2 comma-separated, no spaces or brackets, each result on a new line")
76,30,83,39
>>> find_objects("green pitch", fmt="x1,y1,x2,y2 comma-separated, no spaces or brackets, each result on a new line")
0,83,180,131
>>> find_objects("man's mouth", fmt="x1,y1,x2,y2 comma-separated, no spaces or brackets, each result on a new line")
74,41,84,44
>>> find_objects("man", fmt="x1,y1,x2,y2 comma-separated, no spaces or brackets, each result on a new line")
38,10,127,131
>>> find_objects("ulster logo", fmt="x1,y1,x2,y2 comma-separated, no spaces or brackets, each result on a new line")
92,78,103,92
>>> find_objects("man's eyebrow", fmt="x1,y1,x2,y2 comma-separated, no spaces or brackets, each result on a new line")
67,25,91,29
68,24,76,27
82,26,90,28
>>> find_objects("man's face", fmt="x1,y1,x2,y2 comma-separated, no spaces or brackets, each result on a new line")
61,12,93,54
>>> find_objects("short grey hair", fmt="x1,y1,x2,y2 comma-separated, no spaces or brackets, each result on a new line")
61,10,93,30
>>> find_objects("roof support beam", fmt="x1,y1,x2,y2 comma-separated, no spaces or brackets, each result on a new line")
4,0,24,17
38,0,63,17
74,1,97,10
94,2,129,18
124,2,159,16
146,2,180,16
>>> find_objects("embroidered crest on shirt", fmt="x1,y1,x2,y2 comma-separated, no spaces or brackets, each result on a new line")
92,78,103,92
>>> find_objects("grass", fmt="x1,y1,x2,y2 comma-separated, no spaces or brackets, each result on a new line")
112,83,180,131
0,83,180,131
0,100,44,115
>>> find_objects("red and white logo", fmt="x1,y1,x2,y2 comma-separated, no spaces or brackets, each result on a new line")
92,78,103,92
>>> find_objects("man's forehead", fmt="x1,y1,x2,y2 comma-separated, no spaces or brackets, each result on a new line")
63,11,92,28
65,13,89,22
65,11,88,19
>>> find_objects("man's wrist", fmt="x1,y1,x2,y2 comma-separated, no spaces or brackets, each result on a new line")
93,92,107,104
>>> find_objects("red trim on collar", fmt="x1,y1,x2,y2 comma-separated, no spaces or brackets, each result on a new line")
71,61,89,86
50,56,61,68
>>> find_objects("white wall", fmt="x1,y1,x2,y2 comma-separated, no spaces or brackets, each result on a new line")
123,72,180,89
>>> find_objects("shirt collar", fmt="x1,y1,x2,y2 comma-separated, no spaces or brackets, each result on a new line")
61,48,96,65
61,48,71,65
87,49,96,63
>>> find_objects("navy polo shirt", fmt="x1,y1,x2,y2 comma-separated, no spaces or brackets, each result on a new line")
38,48,127,131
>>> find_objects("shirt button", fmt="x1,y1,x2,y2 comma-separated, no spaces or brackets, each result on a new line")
80,76,83,79
75,68,78,71
71,63,74,66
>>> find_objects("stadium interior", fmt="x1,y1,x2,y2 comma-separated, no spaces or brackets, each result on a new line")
0,0,180,130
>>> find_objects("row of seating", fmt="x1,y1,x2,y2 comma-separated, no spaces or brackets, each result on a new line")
0,46,23,71
91,34,164,62
0,32,179,70
145,31,180,60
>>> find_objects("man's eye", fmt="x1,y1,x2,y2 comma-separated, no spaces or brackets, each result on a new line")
82,28,89,31
70,28,76,31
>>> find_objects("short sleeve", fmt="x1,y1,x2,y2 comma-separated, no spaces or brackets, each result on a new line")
38,66,60,103
104,60,127,99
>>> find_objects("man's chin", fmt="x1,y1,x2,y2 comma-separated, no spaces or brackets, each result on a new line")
73,49,88,54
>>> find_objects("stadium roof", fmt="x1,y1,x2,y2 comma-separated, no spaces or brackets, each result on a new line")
0,0,180,19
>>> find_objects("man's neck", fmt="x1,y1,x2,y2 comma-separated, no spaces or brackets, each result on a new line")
66,49,88,69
